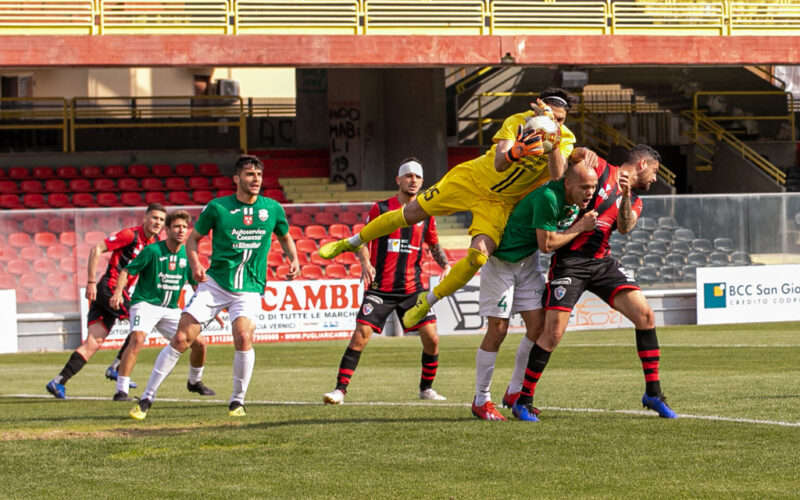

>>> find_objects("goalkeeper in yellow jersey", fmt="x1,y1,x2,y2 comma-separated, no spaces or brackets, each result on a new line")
320,88,597,328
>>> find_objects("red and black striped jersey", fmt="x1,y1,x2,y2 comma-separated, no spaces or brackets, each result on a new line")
367,196,439,295
557,158,643,259
98,226,158,292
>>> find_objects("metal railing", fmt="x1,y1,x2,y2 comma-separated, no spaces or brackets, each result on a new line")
692,90,795,142
6,0,800,36
0,97,70,152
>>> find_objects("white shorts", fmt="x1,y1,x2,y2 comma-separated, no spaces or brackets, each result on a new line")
128,301,181,340
479,253,546,318
183,276,262,325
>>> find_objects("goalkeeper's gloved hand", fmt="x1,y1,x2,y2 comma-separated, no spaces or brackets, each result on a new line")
532,98,555,120
505,124,544,163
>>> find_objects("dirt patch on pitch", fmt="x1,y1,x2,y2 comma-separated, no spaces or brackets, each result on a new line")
1,426,197,441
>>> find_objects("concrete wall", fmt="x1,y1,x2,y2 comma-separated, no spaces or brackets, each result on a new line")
688,142,784,194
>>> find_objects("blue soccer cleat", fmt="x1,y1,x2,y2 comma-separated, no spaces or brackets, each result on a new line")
511,402,539,422
642,393,678,419
46,379,66,399
105,366,137,388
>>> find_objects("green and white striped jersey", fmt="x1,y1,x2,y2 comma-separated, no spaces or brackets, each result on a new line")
194,194,289,293
126,240,192,308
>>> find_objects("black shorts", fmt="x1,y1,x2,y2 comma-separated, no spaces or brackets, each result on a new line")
356,290,437,333
87,283,130,332
543,255,640,311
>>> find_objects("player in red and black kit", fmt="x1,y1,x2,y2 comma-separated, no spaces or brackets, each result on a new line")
323,158,451,404
511,145,678,420
46,203,166,399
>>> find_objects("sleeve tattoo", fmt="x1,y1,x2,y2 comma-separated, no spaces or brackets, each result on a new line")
429,243,449,270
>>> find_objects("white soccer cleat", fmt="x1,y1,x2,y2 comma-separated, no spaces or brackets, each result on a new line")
323,389,345,405
419,388,446,401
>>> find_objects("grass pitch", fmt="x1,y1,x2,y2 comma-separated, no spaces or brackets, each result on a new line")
2,322,799,499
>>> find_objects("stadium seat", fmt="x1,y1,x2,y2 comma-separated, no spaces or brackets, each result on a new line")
97,192,122,207
121,192,145,206
0,246,18,262
56,166,79,178
33,258,58,274
216,189,234,198
175,163,197,177
84,230,106,246
659,265,682,282
670,240,691,254
674,228,695,242
295,239,318,254
0,167,4,178
7,167,29,180
305,225,328,240
325,263,347,279
270,239,282,252
22,194,47,209
0,180,19,194
731,251,752,266
709,251,730,266
6,259,31,276
128,164,150,178
20,180,44,193
192,190,214,204
349,263,362,278
637,217,658,232
610,241,623,256
713,238,734,253
301,264,324,280
290,213,313,226
8,233,32,248
104,165,126,177
188,177,211,190
59,231,76,246
80,165,103,178
624,241,646,255
44,179,69,193
315,212,337,226
692,238,713,253
687,252,709,267
288,225,304,239
152,164,173,177
144,192,168,205
111,177,137,191
636,266,660,285
629,230,650,243
198,238,212,255
665,252,687,267
620,254,642,270
141,178,165,191
353,223,365,235
69,178,92,192
31,166,55,179
58,284,79,301
30,285,55,301
47,193,73,208
299,205,318,215
46,244,71,260
268,252,285,267
212,177,235,191
657,217,679,230
198,163,220,176
652,229,674,243
263,176,280,189
165,177,188,191
263,189,286,202
334,252,358,266
168,191,192,205
643,254,665,268
328,223,352,239
59,257,76,274
47,218,71,233
72,193,96,208
339,211,361,225
0,274,16,289
682,265,697,281
198,254,210,269
275,265,290,280
33,232,58,247
647,241,669,255
21,218,45,234
93,178,116,192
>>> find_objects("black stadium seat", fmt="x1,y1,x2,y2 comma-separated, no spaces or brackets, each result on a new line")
647,241,669,255
709,251,730,266
731,251,752,266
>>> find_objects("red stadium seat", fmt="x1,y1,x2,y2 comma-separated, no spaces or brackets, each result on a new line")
165,177,188,191
212,176,235,190
59,231,76,246
84,230,106,246
263,176,280,189
8,233,32,248
22,194,47,209
353,223,365,234
58,284,79,301
0,180,19,194
0,195,22,209
97,192,122,207
349,263,362,278
117,178,140,191
288,225,304,239
7,259,31,276
21,219,45,234
46,244,71,260
0,274,16,289
304,225,328,240
34,232,58,247
270,239,281,252
198,163,220,176
104,165,126,177
0,167,4,178
198,253,210,269
14,288,30,303
33,258,58,274
31,166,56,179
192,190,214,204
263,189,286,202
7,167,29,180
80,165,103,178
93,178,116,192
128,164,150,178
144,191,168,204
325,263,347,279
69,178,92,192
17,245,43,260
47,193,73,208
56,165,79,178
175,163,197,177
152,164,173,177
295,239,318,254
328,223,352,239
72,192,96,208
141,178,165,191
314,212,337,226
339,211,361,225
0,247,18,261
275,264,290,280
20,180,43,194
290,213,313,226
301,264,323,280
188,177,211,190
198,238,212,255
334,252,358,266
59,257,76,274
47,218,71,233
168,191,192,205
44,179,69,193
268,252,285,267
121,192,145,206
30,285,55,300
310,252,327,266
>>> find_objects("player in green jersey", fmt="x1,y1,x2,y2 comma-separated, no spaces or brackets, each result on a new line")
110,210,217,402
130,155,300,420
471,162,598,421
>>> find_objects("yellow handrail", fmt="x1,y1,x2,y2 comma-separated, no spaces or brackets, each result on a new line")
692,90,795,142
0,97,69,152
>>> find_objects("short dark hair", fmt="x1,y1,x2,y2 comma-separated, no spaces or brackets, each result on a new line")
233,155,264,176
399,156,421,166
626,144,661,165
539,87,578,111
145,203,166,214
165,209,191,228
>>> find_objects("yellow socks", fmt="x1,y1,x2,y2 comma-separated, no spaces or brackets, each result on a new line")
432,247,488,299
358,207,409,243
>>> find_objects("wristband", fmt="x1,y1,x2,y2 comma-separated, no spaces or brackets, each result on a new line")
87,281,96,284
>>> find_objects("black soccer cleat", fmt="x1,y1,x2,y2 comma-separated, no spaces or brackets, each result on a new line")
187,380,216,396
113,391,132,402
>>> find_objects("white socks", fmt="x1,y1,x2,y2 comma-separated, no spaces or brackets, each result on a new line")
425,291,439,307
509,336,535,394
141,345,182,401
116,376,130,395
347,234,363,247
188,365,204,384
231,349,255,404
474,348,498,406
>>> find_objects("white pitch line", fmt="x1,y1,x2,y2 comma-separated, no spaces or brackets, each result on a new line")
4,394,800,427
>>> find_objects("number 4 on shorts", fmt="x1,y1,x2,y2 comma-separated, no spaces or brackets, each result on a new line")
497,296,508,312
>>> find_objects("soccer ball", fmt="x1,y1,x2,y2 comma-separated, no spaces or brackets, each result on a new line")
523,115,561,154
